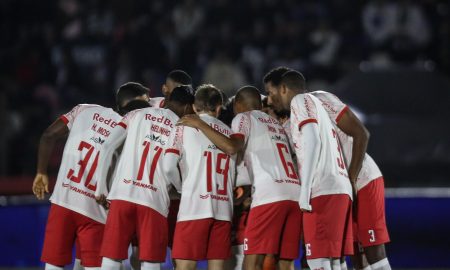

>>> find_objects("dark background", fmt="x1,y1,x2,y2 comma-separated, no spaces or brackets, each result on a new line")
1,0,450,268
1,0,450,187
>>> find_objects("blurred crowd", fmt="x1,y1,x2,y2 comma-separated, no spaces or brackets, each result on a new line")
0,0,449,176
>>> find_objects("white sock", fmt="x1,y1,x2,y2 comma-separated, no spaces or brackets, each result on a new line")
231,244,244,270
362,266,372,270
340,260,348,270
101,257,122,270
73,259,84,270
45,264,64,270
307,258,332,270
370,258,391,270
331,259,341,270
141,262,161,270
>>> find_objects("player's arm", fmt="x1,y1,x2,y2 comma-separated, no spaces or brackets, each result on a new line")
336,108,370,183
296,123,320,212
177,114,244,155
94,124,127,199
161,152,182,192
33,118,69,200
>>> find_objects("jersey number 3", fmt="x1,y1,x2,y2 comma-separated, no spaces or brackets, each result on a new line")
67,141,99,191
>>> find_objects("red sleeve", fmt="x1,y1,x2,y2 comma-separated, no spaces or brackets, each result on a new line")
335,106,349,123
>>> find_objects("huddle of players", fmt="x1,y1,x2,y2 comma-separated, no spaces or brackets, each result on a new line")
32,68,391,270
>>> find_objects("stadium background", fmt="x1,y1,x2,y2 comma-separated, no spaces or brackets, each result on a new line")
0,0,449,269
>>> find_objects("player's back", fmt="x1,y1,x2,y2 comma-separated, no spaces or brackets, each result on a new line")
108,107,179,217
232,110,300,208
291,94,352,198
177,114,236,222
311,90,382,190
51,104,122,223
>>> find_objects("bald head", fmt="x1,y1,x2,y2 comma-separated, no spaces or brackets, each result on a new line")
234,86,262,113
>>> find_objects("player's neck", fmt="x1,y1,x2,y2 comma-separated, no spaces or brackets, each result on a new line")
197,111,217,118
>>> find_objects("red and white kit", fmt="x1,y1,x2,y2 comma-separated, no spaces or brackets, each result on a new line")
291,94,353,259
96,107,179,262
166,114,236,260
312,90,390,247
42,104,122,267
149,96,165,108
232,110,302,260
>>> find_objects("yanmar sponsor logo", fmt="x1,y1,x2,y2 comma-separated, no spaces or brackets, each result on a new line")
122,179,158,192
145,134,166,145
61,182,96,199
274,179,300,185
199,193,229,202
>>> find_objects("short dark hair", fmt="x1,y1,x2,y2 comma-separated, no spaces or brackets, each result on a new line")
280,70,306,91
167,85,195,105
194,84,223,112
235,85,262,109
116,82,149,106
263,67,292,86
167,70,192,85
120,100,150,115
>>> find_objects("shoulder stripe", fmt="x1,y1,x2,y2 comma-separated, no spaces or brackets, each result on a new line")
298,119,318,130
336,106,349,123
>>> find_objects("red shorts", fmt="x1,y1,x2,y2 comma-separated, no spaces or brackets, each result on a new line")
244,200,302,259
41,204,104,267
172,218,232,260
167,199,180,248
303,194,353,259
232,210,249,245
101,200,168,262
354,177,390,247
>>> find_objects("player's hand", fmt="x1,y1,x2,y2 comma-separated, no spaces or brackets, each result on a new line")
299,202,312,212
242,197,252,210
32,173,49,200
176,114,203,128
95,194,110,210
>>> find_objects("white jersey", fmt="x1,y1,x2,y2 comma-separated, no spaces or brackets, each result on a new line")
231,110,300,208
291,94,353,199
149,97,165,108
99,108,179,217
51,104,122,223
166,114,236,222
311,90,383,190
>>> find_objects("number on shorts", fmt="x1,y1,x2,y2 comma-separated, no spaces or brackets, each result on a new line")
67,141,100,191
243,238,248,251
368,229,376,242
305,243,312,256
